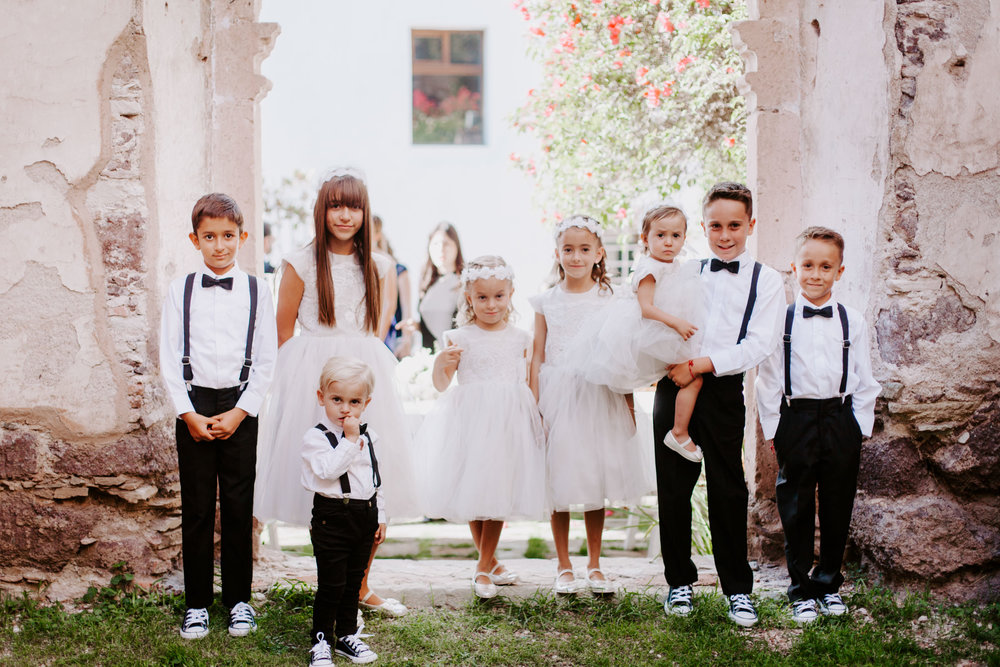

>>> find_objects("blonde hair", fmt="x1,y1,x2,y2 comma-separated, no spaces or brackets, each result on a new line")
457,255,515,326
318,356,375,397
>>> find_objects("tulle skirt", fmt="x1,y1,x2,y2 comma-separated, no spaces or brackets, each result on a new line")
254,331,419,525
415,381,547,522
538,365,655,511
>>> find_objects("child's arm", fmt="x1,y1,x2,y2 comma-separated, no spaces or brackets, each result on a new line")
376,262,399,340
431,341,462,392
302,424,366,483
224,277,279,436
753,341,785,441
636,275,697,340
275,263,305,347
851,317,881,437
395,268,414,357
529,312,547,401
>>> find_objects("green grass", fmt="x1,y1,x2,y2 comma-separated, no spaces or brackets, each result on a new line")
523,537,549,560
2,580,997,666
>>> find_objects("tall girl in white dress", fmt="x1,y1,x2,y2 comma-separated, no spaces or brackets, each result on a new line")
416,256,546,599
583,205,705,462
529,216,654,595
254,171,416,615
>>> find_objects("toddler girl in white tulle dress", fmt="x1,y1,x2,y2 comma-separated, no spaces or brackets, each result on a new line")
583,205,705,462
416,255,546,599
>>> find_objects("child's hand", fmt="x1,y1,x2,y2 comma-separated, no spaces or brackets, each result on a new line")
374,523,387,545
343,415,362,443
439,342,463,374
671,319,698,341
667,361,695,388
210,408,248,439
181,412,217,441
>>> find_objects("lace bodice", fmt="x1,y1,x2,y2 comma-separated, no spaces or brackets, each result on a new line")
443,325,531,385
284,245,391,335
529,284,616,365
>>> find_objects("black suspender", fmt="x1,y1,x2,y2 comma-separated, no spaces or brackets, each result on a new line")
181,273,259,391
699,259,762,344
782,302,850,398
315,423,382,496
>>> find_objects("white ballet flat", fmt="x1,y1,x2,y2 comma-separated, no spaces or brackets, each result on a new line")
586,568,618,595
663,431,704,462
472,572,498,599
554,568,583,595
359,591,408,617
488,563,519,586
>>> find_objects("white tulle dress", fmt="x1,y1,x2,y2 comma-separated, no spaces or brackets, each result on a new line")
254,245,418,525
581,256,705,394
415,324,547,522
530,284,655,511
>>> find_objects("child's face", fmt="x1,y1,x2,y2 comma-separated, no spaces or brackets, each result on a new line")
792,238,844,306
325,203,364,249
317,379,372,428
555,227,604,281
189,216,247,275
643,215,686,263
702,198,755,261
466,277,512,330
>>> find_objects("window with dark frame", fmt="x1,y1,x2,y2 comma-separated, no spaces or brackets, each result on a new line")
412,29,484,145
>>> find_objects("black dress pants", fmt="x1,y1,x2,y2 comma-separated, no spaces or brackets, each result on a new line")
653,373,753,595
773,396,861,602
175,385,257,609
310,494,378,643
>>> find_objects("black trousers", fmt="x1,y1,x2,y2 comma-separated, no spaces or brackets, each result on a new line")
774,396,861,602
310,494,378,644
653,373,753,595
175,385,257,609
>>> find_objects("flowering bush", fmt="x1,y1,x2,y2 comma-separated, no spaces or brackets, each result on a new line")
510,0,747,226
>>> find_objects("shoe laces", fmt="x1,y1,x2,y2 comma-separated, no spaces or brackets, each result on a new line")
341,632,373,656
184,607,208,627
311,633,332,661
669,585,693,605
793,599,817,614
230,601,255,624
729,593,755,614
823,593,843,605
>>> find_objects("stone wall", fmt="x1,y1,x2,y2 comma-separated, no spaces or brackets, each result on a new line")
736,0,999,601
0,0,276,599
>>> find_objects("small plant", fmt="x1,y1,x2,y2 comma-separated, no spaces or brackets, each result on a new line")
524,536,549,559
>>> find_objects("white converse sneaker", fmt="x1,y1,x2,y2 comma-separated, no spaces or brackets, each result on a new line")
309,632,334,667
727,593,758,627
819,592,848,616
335,632,378,664
664,585,694,616
791,598,819,624
179,607,209,639
228,601,257,637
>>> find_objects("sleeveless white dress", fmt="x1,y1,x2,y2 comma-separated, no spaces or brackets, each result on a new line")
415,324,547,522
530,285,655,511
581,256,705,394
254,245,419,524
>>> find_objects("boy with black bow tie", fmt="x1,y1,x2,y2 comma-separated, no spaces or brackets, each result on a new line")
755,226,879,623
159,193,277,639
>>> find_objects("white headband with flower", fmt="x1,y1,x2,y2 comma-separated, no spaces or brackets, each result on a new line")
554,215,603,239
461,264,515,285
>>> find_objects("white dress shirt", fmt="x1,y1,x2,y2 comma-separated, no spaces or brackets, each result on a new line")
301,417,386,524
159,262,278,417
755,293,881,440
698,250,786,377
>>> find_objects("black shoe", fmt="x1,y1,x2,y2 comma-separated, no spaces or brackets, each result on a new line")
335,633,378,664
664,585,694,616
179,607,209,639
727,593,758,627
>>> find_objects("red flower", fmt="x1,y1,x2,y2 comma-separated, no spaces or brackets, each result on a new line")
635,65,650,85
656,12,675,33
725,137,736,147
530,26,546,37
696,0,710,7
675,56,693,73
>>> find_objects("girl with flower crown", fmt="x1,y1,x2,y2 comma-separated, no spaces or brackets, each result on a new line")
414,255,547,600
529,215,654,595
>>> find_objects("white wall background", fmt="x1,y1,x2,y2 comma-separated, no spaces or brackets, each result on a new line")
260,0,554,317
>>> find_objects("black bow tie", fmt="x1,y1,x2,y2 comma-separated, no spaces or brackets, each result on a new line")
202,275,234,290
803,305,833,319
710,258,740,274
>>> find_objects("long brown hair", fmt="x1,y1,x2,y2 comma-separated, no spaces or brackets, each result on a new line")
419,222,465,297
312,174,381,333
555,216,613,294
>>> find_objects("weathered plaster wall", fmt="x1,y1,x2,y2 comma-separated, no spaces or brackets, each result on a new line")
736,0,999,600
0,0,276,598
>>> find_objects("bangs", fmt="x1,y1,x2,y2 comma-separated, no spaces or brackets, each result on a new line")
324,176,368,210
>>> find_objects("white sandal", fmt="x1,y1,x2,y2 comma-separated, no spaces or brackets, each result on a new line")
359,590,408,617
488,562,519,586
586,568,618,595
554,568,582,595
663,431,704,462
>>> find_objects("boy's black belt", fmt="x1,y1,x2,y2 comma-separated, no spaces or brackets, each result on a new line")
782,395,853,412
313,493,376,509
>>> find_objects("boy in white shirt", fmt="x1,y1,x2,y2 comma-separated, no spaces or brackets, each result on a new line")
159,193,277,639
755,226,880,623
303,356,386,666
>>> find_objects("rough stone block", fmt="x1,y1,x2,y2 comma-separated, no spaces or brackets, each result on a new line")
0,430,39,479
858,437,935,497
0,493,98,569
52,426,174,478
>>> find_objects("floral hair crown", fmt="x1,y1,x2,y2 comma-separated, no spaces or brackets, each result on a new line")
322,166,366,184
461,264,515,285
554,215,603,240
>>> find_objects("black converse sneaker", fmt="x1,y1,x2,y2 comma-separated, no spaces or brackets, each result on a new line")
664,585,694,616
309,632,334,667
819,592,848,616
335,632,378,664
791,598,819,624
179,607,209,639
228,601,257,637
727,593,759,627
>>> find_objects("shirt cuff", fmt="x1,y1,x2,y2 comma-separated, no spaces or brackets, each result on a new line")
235,391,263,418
761,416,779,441
708,351,739,377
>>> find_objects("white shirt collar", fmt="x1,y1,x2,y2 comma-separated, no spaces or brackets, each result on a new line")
795,292,836,310
200,261,241,279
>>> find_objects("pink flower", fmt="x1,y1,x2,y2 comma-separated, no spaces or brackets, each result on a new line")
593,83,601,91
521,7,531,20
725,137,736,147
585,171,593,177
528,88,535,96
544,104,555,117
509,152,521,162
616,207,627,219
696,0,710,7
613,60,623,69
618,49,631,57
530,26,546,37
635,65,650,85
554,212,564,221
675,56,693,72
726,66,735,74
656,12,675,33
649,0,660,4
580,138,588,144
